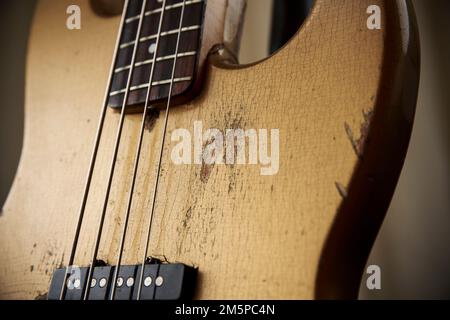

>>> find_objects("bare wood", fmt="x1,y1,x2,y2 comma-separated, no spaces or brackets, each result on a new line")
0,0,419,299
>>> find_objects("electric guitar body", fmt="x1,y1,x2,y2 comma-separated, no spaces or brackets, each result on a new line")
0,0,419,299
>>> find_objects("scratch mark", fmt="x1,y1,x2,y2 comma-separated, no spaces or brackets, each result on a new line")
335,182,348,199
344,109,374,158
359,110,374,153
34,292,48,300
182,207,193,228
200,136,216,184
345,122,359,158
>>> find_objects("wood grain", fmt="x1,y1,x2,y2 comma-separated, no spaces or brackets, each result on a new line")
0,0,419,299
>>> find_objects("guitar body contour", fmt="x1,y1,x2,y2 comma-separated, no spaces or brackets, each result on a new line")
0,0,419,299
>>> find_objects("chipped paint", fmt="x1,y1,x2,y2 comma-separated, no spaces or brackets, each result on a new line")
144,109,160,132
200,163,214,184
344,122,359,157
335,182,348,199
345,109,374,158
34,292,47,300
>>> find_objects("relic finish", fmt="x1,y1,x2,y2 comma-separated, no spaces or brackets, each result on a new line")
0,0,419,299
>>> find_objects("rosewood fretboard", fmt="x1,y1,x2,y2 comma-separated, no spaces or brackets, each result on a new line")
108,0,205,110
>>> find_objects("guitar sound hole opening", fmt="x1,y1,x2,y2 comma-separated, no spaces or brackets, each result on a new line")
239,0,314,65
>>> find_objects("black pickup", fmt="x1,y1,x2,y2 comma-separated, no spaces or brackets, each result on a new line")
47,263,197,300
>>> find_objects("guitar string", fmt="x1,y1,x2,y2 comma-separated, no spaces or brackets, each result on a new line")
109,0,169,300
136,0,188,300
59,0,131,300
82,0,150,300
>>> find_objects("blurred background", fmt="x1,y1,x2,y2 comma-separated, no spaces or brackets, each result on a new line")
0,0,448,299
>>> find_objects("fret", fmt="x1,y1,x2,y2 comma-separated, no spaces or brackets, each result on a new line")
110,77,192,97
115,51,197,73
110,53,197,91
120,25,201,49
125,0,203,24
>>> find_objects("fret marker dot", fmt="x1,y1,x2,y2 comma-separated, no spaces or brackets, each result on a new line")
148,43,156,55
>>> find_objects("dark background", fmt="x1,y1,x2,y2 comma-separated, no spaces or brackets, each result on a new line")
0,0,449,299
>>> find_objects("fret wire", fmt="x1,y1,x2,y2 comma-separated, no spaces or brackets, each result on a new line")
114,51,197,73
109,77,192,97
125,0,203,23
120,25,201,49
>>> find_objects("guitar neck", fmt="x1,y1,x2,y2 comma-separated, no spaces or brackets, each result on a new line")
107,0,206,111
